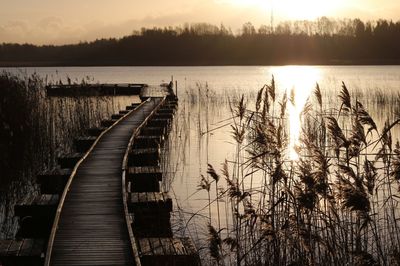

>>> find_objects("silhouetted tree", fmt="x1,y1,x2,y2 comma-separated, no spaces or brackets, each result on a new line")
0,19,400,66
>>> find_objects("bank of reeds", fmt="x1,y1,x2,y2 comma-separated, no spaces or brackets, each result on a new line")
167,79,400,265
0,71,131,238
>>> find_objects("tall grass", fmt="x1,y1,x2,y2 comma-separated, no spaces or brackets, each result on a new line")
167,79,400,265
0,71,132,238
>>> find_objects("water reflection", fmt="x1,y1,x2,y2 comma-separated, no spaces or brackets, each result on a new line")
271,66,321,159
2,66,400,262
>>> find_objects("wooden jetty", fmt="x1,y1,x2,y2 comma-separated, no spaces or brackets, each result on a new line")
0,83,199,266
46,84,146,97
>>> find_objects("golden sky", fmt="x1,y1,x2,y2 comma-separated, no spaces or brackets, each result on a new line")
1,0,399,44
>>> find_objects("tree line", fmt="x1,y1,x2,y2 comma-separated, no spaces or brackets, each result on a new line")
1,18,400,66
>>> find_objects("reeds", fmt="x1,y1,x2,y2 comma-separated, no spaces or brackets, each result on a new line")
165,77,400,265
0,71,131,238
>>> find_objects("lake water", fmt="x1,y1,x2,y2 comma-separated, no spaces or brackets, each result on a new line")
5,65,400,92
2,66,400,263
3,65,400,208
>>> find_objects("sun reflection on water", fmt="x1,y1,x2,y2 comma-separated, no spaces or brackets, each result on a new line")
271,66,321,160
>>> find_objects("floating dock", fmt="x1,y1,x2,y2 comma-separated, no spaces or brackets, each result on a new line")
46,84,146,97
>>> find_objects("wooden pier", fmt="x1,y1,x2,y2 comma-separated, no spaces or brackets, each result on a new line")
46,84,146,97
0,84,199,266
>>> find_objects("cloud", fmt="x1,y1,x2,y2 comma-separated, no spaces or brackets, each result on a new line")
0,0,399,44
0,17,87,44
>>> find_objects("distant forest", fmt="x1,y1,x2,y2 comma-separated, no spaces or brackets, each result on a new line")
1,18,400,66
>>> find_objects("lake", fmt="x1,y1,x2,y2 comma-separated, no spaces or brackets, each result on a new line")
2,65,400,264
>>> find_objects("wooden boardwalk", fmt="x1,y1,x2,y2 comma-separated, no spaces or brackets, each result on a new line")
0,84,199,266
47,98,163,266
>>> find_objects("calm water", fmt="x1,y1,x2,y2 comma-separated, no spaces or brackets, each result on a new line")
2,65,400,253
4,65,400,92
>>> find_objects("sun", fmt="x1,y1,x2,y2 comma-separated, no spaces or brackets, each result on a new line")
270,66,321,160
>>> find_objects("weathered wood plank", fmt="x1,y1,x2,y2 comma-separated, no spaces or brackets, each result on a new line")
18,239,34,257
127,192,172,212
14,194,59,218
0,240,12,256
0,239,45,266
148,238,164,256
138,238,200,266
138,238,152,256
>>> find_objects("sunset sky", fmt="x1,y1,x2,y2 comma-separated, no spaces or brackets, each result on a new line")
1,0,399,44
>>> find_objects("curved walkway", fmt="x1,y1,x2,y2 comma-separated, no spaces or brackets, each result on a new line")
49,98,162,266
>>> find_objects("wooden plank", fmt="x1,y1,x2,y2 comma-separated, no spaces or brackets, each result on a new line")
130,148,159,155
38,194,51,205
7,240,23,256
137,193,147,203
138,238,152,256
146,192,155,202
18,239,34,257
128,166,162,175
0,240,12,256
171,238,186,255
25,195,36,205
127,192,171,210
148,238,164,256
131,192,140,204
160,238,175,255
